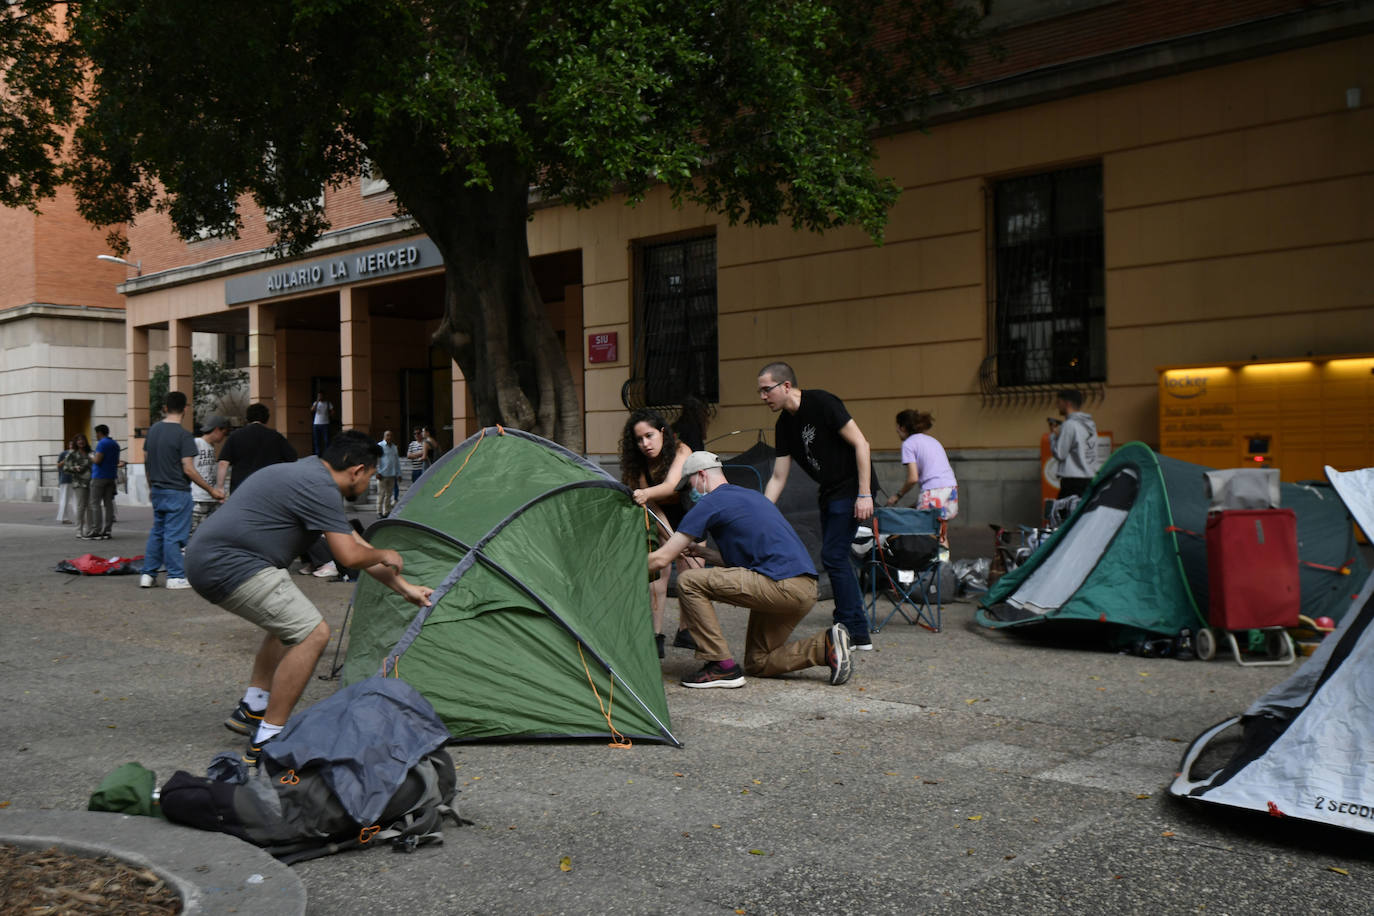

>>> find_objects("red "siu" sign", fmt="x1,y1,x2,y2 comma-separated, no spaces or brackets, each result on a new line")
588,332,618,363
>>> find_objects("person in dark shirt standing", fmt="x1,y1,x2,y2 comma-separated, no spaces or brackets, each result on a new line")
758,361,875,651
141,391,223,589
216,402,298,494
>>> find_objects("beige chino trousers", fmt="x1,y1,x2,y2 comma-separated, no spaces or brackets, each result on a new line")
675,566,826,677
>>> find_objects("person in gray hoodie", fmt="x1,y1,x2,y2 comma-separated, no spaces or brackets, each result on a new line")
1049,388,1098,499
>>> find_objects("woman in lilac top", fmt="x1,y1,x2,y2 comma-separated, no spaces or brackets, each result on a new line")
887,409,959,521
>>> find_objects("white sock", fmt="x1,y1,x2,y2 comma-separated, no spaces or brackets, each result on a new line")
253,721,284,744
242,687,269,713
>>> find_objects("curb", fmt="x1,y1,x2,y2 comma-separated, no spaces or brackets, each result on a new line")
1,809,305,916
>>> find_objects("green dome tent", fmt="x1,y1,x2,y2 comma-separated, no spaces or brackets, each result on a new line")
977,442,1365,641
341,427,678,746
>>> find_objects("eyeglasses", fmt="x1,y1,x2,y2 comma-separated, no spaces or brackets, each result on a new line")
758,381,785,395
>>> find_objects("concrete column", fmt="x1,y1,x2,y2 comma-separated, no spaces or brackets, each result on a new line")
340,286,372,433
127,324,150,441
168,318,193,430
275,329,294,438
248,304,277,423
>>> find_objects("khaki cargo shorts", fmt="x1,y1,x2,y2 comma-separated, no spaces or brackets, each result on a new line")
218,566,323,646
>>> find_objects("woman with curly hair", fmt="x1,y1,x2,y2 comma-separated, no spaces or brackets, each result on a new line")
620,409,697,657
887,409,958,523
61,434,94,538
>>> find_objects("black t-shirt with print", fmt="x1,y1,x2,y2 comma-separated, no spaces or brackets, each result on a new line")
774,389,858,504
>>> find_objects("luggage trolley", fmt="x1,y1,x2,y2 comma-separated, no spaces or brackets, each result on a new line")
1193,470,1298,666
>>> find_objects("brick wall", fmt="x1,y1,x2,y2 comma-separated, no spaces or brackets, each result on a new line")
1,189,124,312
964,0,1321,85
127,178,400,275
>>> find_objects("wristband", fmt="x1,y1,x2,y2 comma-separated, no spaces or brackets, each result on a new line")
858,494,872,498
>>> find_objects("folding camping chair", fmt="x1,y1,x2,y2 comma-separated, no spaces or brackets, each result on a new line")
855,506,944,633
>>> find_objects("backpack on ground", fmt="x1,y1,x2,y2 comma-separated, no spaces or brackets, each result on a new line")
160,677,465,864
161,748,461,864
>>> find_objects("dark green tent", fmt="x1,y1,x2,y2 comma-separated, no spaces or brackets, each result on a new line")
978,442,1365,640
341,427,678,746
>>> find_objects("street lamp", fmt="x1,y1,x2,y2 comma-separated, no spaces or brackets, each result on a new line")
96,254,142,275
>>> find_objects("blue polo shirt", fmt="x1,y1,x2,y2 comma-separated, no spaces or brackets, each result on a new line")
92,436,120,480
676,484,816,582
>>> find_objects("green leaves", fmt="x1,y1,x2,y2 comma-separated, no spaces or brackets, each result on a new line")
1,0,984,249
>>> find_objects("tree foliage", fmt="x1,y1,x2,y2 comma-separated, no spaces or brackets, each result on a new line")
3,0,985,448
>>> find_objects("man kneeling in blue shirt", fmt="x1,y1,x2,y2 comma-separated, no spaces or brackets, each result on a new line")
648,451,853,689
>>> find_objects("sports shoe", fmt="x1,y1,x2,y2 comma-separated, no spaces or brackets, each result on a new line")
672,628,699,650
225,701,265,736
242,734,276,767
826,624,854,686
165,577,192,590
139,574,155,588
311,561,338,578
852,641,874,652
681,660,745,689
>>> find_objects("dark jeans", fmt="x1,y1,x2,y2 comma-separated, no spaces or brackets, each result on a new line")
312,424,330,456
821,496,870,643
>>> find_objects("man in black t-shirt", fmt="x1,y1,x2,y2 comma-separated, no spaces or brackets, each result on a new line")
216,402,298,493
759,361,875,649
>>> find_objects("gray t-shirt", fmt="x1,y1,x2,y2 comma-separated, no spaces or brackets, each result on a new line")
145,420,197,490
185,457,352,603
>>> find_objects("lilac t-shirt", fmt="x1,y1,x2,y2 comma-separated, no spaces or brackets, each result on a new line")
900,434,957,491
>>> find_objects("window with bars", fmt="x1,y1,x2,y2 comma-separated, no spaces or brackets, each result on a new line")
991,164,1105,388
629,234,718,407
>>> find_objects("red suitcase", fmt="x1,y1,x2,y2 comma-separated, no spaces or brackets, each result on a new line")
1204,508,1299,631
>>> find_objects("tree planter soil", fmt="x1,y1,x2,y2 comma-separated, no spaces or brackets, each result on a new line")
0,843,181,915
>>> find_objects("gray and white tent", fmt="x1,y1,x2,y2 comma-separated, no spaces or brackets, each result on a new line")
1170,465,1374,830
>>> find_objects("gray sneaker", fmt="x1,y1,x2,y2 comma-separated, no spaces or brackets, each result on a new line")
826,624,854,686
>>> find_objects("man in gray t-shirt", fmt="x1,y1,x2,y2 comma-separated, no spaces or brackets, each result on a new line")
185,430,433,764
141,391,223,589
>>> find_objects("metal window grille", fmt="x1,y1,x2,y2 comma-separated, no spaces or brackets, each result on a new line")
990,164,1105,391
625,235,718,409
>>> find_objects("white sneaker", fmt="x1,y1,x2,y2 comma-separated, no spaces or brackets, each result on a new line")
311,561,338,578
139,574,155,588
853,642,875,652
165,577,192,590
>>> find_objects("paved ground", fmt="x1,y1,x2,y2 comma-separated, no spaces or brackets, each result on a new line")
2,500,1370,915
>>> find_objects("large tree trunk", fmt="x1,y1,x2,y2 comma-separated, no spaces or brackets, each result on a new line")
403,160,584,452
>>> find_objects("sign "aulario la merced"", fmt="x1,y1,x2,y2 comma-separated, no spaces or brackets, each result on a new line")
224,237,441,306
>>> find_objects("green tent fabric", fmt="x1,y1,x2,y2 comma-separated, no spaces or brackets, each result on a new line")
341,427,678,746
977,442,1365,639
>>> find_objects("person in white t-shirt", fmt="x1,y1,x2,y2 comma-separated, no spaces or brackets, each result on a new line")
310,391,333,456
191,415,232,533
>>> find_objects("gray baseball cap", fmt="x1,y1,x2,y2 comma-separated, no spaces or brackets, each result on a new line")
676,451,723,489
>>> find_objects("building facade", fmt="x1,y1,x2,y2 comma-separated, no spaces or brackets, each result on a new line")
0,187,128,500
116,0,1374,523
